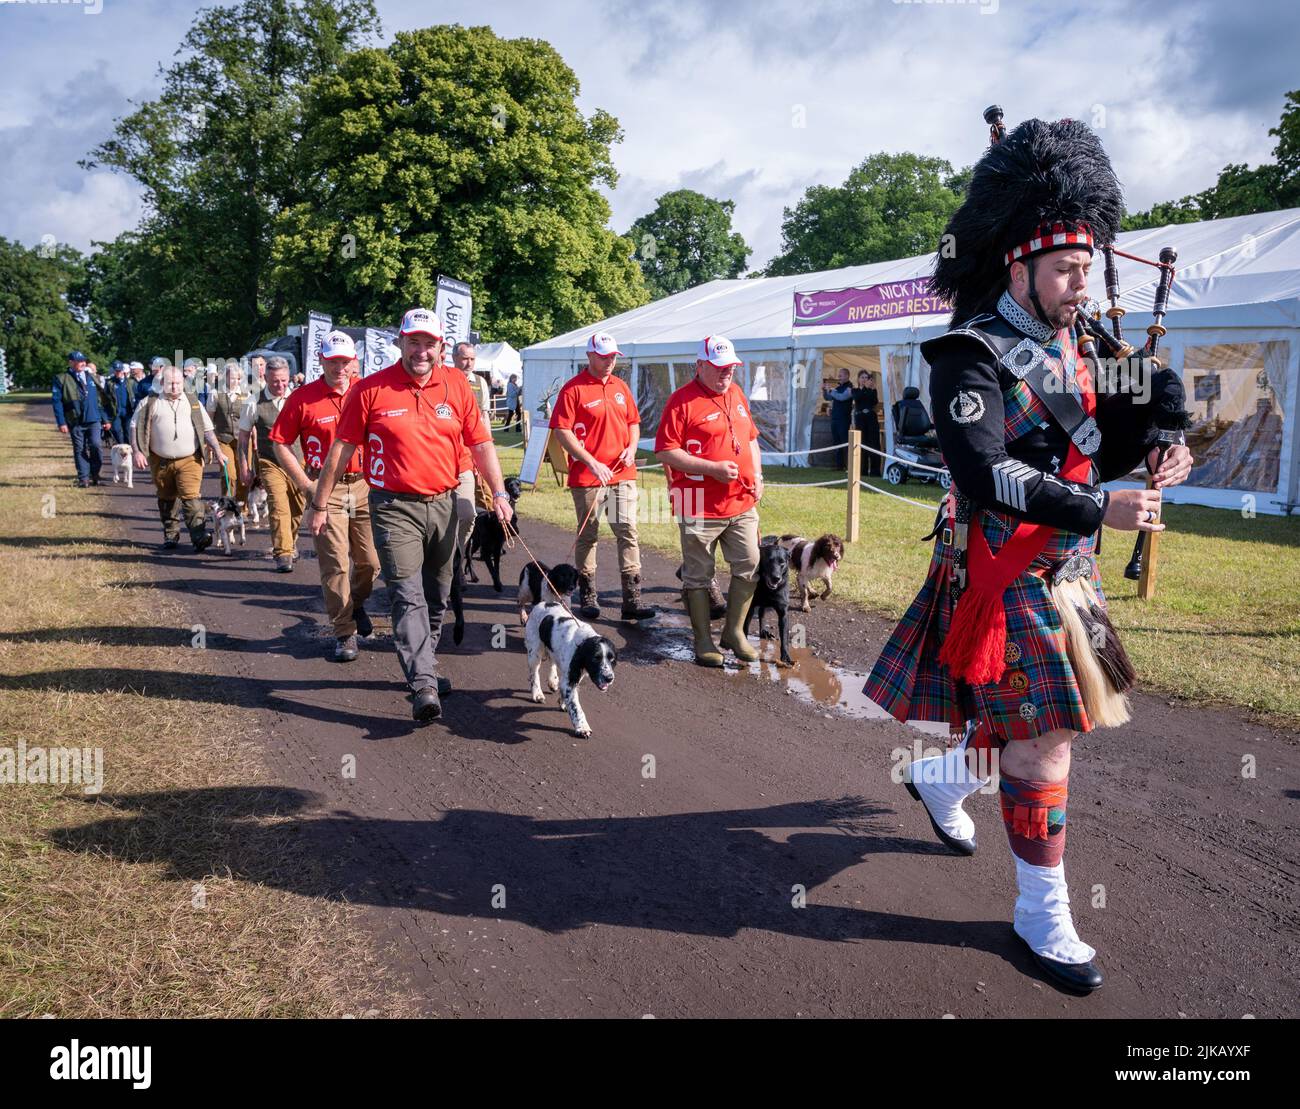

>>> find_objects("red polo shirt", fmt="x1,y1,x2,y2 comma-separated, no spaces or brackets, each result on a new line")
550,369,640,487
655,377,759,518
268,376,362,474
336,362,490,495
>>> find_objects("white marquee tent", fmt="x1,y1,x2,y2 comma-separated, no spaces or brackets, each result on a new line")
523,208,1300,514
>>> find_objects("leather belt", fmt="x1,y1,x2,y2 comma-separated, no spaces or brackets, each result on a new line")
379,488,452,503
340,472,364,484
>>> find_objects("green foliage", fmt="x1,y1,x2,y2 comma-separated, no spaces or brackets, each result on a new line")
0,238,97,389
626,189,751,298
267,24,649,346
764,152,964,276
83,0,381,354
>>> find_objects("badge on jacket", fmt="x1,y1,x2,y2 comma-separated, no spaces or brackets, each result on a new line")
949,390,985,425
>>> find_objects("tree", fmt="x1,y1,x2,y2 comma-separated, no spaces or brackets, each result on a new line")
83,0,380,355
626,190,751,298
764,153,964,276
267,25,648,347
0,238,96,389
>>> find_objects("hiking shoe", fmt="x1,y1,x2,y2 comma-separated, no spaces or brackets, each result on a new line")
412,686,442,723
333,635,359,662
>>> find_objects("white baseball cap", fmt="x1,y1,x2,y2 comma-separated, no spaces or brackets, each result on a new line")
586,331,622,356
321,330,356,359
399,308,444,339
129,361,144,371
698,334,741,369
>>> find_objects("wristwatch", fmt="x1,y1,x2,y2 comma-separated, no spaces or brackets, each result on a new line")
493,491,510,500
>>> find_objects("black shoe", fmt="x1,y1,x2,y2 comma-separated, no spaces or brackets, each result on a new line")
193,533,213,553
90,476,102,486
435,675,452,696
333,635,359,662
353,605,373,639
162,537,180,549
902,771,976,857
412,686,442,723
76,478,90,488
1013,928,1104,993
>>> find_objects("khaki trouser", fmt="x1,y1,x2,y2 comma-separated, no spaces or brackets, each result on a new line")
369,489,457,692
149,451,206,543
454,469,476,547
677,506,760,589
258,457,306,558
315,477,380,637
571,481,641,577
216,439,248,502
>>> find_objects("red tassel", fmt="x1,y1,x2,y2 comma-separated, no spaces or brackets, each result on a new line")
939,586,1009,685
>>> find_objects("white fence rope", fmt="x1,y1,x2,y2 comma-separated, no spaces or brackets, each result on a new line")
764,478,849,488
859,442,949,475
758,442,848,459
859,479,936,511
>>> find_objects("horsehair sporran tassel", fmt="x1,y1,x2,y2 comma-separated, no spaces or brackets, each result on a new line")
1049,574,1132,728
1079,575,1136,692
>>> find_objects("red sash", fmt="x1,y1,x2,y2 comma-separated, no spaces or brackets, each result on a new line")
938,335,1096,686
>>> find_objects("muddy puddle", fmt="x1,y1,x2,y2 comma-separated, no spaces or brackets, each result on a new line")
633,612,948,736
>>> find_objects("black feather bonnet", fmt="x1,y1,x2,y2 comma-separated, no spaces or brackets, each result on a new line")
932,118,1125,323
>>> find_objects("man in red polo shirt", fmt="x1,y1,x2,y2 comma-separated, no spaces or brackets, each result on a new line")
270,330,381,663
550,330,656,622
310,308,513,723
655,334,764,667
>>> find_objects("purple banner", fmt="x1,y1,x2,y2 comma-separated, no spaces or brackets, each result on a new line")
793,278,950,328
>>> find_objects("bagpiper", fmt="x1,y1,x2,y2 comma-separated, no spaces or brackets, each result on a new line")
864,116,1193,992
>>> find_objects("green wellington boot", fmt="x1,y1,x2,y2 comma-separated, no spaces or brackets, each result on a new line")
684,587,724,668
718,576,759,662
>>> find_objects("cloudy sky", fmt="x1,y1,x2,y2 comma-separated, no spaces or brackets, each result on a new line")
0,0,1294,269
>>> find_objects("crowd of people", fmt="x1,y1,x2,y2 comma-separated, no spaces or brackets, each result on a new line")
48,115,1200,996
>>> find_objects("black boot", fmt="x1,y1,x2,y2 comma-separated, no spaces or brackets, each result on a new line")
576,572,601,619
620,572,657,621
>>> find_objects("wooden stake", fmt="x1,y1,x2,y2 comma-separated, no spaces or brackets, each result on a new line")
846,428,862,543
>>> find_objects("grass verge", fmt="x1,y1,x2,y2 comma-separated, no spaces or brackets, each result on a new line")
0,401,409,1017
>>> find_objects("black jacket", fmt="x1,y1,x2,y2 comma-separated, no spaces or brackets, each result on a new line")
922,306,1184,537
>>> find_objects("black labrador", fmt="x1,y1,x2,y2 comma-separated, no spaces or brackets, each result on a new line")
743,540,793,666
465,475,523,591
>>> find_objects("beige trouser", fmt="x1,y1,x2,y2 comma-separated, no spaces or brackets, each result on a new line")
677,506,760,589
314,477,380,637
572,481,641,576
257,457,306,558
216,439,248,502
148,451,206,542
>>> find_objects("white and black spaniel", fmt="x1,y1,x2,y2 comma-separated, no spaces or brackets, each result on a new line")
524,602,617,738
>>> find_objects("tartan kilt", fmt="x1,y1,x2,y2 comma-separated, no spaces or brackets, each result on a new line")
863,508,1108,743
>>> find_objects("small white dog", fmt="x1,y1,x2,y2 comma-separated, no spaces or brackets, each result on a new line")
110,443,134,489
245,480,268,528
524,602,617,738
207,496,246,555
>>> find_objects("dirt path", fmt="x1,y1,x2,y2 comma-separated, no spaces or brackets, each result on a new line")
36,423,1300,1018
